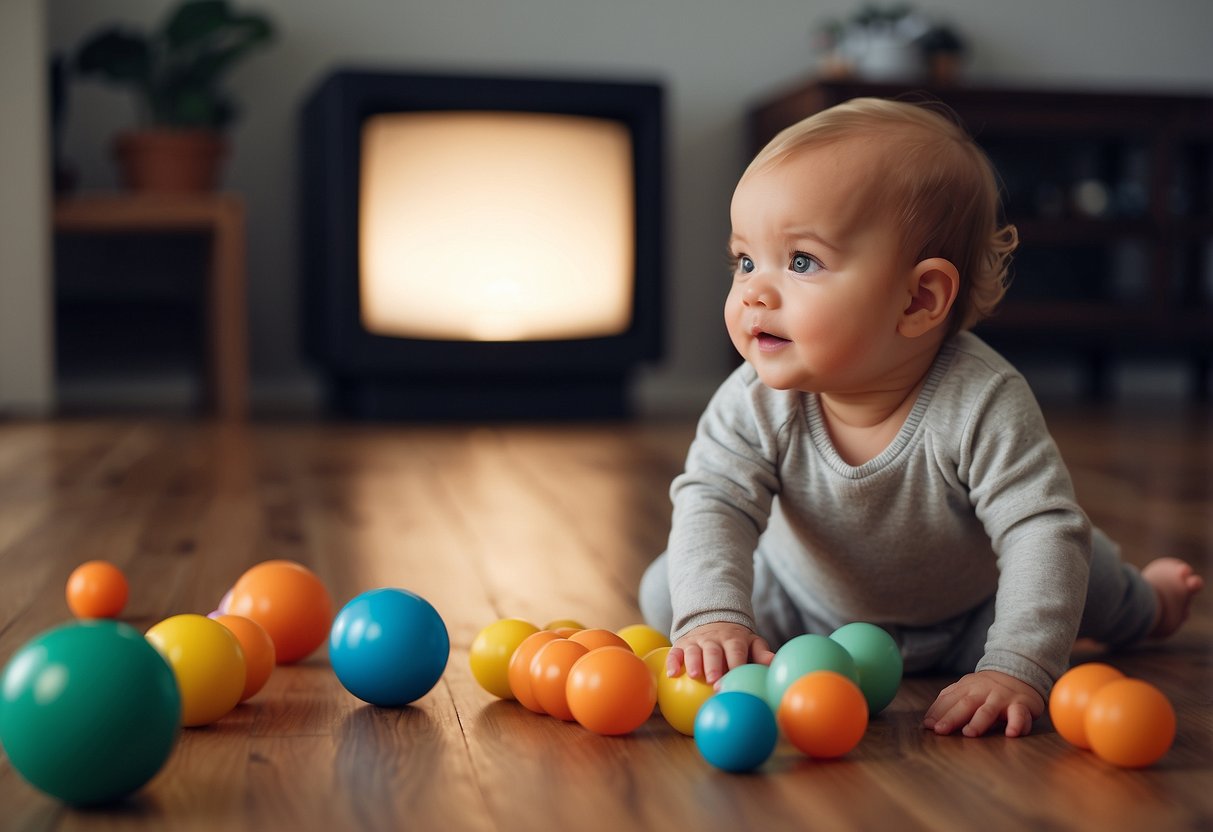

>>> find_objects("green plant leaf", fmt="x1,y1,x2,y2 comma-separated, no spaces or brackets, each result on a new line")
74,29,153,85
162,0,235,50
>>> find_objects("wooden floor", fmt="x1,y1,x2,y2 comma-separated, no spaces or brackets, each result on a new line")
0,405,1210,832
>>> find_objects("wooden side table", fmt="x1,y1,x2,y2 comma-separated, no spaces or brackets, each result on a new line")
54,193,249,420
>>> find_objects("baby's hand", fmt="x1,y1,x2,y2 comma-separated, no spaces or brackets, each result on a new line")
668,622,775,685
923,670,1045,738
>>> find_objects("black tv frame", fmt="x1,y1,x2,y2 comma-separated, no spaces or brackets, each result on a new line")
300,68,664,419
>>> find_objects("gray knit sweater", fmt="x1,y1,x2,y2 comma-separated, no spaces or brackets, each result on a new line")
666,332,1092,696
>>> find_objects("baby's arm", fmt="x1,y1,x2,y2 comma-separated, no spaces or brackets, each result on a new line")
923,670,1045,737
667,622,775,684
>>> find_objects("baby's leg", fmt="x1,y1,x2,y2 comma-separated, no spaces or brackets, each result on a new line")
638,553,674,637
1142,557,1204,637
637,551,818,647
1079,528,1203,646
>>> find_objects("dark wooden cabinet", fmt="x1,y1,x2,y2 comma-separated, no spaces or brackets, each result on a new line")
748,79,1213,398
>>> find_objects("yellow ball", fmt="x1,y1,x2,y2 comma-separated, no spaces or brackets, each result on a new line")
642,646,671,684
145,613,245,727
543,618,586,631
468,618,538,699
617,624,671,657
657,669,716,735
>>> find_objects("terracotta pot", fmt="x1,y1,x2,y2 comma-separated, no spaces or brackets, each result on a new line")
113,129,228,193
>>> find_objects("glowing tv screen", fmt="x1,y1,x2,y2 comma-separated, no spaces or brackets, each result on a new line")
300,69,664,419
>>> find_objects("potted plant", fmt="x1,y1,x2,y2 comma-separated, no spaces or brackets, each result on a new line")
73,0,275,193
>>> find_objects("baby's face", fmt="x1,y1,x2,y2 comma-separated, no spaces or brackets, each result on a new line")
724,142,915,394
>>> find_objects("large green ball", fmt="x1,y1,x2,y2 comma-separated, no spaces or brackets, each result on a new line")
766,633,858,710
829,622,904,714
0,620,181,805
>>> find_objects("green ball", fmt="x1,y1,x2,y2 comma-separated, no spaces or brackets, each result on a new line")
829,622,904,714
766,634,858,710
0,620,181,805
718,663,771,704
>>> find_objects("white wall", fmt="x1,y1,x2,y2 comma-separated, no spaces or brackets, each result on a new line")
0,0,53,416
45,0,1213,415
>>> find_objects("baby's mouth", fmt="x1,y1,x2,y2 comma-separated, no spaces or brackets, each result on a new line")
756,331,791,351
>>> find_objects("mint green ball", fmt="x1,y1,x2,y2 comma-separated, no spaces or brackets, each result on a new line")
829,622,903,714
766,634,858,711
718,663,771,704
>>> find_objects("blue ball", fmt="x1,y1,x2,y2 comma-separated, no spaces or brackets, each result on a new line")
694,692,778,773
329,588,450,707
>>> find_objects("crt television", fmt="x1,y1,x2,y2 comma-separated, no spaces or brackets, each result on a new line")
300,68,664,419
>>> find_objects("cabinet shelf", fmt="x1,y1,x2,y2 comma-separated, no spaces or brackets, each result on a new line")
748,79,1213,399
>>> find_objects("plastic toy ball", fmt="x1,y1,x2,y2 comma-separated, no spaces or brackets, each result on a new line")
226,560,334,664
469,618,539,699
718,663,771,704
543,618,585,631
65,560,129,619
642,646,671,684
566,646,657,735
508,630,562,713
777,670,869,758
695,692,779,773
145,613,246,727
1049,662,1125,749
657,668,717,735
214,614,276,701
1084,678,1176,768
329,588,450,707
617,623,671,658
829,622,903,714
529,638,589,721
767,633,859,711
569,628,631,653
0,620,180,805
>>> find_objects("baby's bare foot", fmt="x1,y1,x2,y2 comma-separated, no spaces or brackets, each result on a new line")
1143,557,1204,637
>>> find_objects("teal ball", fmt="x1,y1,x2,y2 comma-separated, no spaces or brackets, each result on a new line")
0,620,180,805
829,622,903,714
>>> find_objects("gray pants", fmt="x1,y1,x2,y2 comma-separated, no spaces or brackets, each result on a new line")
638,528,1157,675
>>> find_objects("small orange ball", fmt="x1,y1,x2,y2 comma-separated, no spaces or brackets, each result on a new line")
65,560,129,619
777,670,868,758
569,628,630,653
214,614,276,701
529,638,589,721
1049,662,1125,749
1085,678,1176,768
508,630,562,713
566,647,657,735
226,560,334,664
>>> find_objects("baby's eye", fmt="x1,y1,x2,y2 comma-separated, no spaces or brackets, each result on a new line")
737,255,755,274
791,253,821,274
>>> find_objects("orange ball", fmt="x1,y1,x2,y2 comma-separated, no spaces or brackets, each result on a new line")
226,560,333,664
1049,662,1125,749
778,670,868,758
1084,678,1176,768
65,560,129,619
529,638,589,721
569,628,630,653
566,647,657,735
508,630,562,713
214,614,276,701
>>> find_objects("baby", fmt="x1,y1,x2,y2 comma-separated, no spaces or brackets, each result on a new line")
640,97,1203,738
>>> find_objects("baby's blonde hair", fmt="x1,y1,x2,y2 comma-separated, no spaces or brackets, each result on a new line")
746,97,1018,335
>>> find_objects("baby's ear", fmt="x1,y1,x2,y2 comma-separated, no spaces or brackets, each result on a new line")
899,258,959,338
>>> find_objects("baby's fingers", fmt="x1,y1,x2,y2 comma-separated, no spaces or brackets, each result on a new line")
961,699,1003,737
1005,702,1033,737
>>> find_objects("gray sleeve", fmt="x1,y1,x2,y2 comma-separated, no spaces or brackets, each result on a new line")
666,368,791,643
961,373,1092,698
